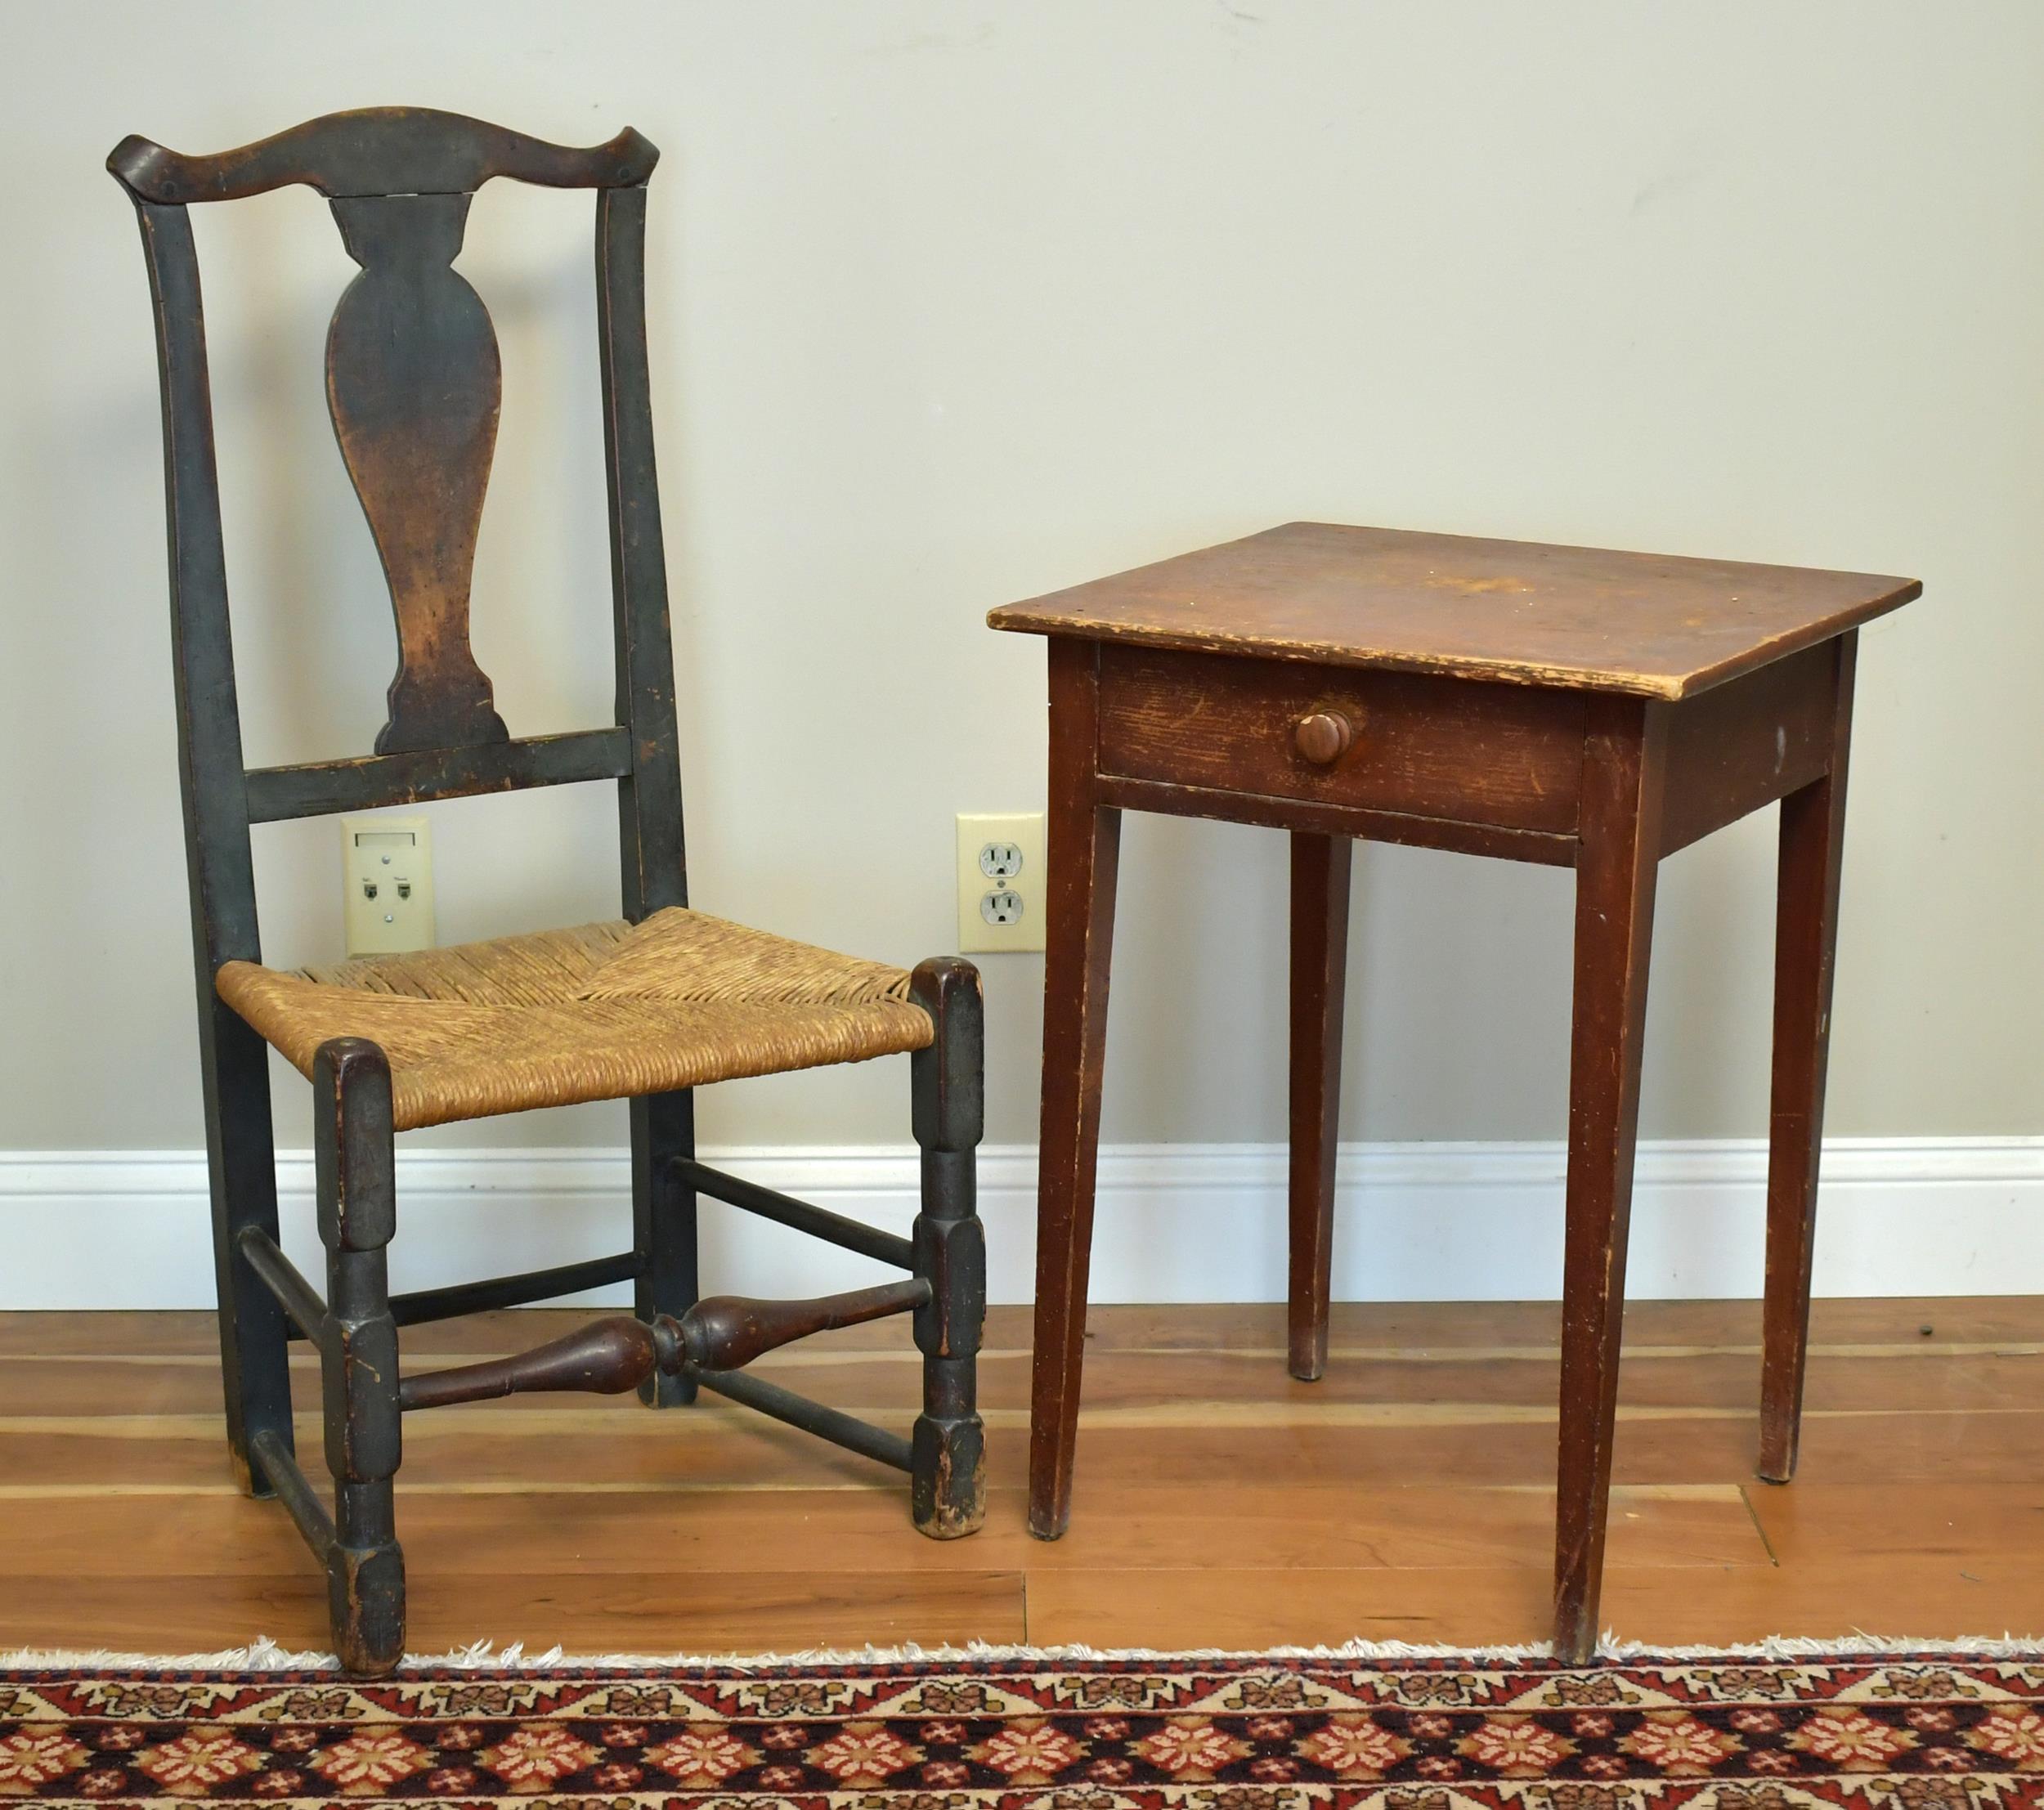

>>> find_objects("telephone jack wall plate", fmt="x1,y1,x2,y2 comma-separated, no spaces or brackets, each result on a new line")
956,812,1045,954
342,813,435,958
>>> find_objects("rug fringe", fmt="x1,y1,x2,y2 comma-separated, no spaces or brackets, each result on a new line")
2,1629,2039,1673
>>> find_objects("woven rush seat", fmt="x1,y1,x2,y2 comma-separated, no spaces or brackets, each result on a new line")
217,907,935,1131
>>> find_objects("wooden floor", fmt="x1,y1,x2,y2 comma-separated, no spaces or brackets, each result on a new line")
2,1297,2039,1656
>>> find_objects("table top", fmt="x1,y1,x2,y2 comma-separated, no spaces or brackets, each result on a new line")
988,522,1918,699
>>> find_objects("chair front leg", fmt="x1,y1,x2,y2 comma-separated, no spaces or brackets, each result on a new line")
908,958,987,1539
315,1037,405,1676
632,1088,699,1407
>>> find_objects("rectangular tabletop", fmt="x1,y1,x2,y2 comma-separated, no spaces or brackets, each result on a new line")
988,522,1918,699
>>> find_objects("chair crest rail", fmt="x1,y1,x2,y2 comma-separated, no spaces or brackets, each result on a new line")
109,108,657,204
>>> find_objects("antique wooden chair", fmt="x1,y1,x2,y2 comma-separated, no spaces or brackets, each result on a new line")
109,109,985,1675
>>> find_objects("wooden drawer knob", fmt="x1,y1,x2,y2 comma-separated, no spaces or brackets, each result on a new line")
1293,710,1354,765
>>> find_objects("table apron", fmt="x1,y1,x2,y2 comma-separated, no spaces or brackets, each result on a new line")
1091,772,1580,865
1081,635,1850,866
1658,639,1846,857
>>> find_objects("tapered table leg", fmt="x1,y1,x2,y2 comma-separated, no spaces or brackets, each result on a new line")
1553,697,1666,1664
1289,832,1351,1382
1759,634,1857,1483
1029,640,1122,1540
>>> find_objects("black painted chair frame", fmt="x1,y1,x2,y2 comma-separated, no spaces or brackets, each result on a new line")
110,108,984,1675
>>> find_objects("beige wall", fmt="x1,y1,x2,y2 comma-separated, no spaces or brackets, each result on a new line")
2,0,2038,1159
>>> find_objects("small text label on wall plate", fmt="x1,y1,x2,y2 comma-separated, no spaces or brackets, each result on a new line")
956,812,1045,953
341,813,435,958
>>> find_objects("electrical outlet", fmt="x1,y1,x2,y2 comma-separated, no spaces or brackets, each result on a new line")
342,814,435,957
956,812,1045,953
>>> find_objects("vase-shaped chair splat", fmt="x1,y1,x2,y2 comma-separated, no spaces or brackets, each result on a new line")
328,191,508,755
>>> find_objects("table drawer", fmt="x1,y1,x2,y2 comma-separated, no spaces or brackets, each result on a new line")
1095,645,1586,834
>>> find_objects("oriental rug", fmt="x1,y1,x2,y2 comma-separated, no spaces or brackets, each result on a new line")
1,1642,2040,1807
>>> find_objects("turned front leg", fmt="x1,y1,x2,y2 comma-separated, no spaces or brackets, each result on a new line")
314,1037,405,1678
632,1089,699,1408
909,957,988,1537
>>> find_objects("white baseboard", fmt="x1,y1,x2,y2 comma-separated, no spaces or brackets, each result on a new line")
1,1138,2039,1311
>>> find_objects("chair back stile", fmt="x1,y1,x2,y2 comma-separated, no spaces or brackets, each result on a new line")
108,107,689,1000
597,183,688,921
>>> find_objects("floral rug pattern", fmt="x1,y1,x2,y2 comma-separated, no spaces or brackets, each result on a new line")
2,1651,2041,1807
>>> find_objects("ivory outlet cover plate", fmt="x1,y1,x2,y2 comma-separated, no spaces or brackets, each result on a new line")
956,812,1045,953
342,813,435,958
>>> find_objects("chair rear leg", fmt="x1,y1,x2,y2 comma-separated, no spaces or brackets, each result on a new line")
908,959,987,1539
207,1005,295,1497
632,1089,700,1407
315,1038,405,1675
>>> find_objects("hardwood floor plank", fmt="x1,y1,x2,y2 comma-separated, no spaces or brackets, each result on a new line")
9,1346,2040,1420
1595,1559,2044,1644
7,1340,2036,1422
1059,1297,2044,1353
1743,1481,2044,1564
0,1569,1027,1656
1022,1558,2044,1651
0,1417,910,1493
0,1482,1767,1578
5,1297,2039,1360
12,1403,2044,1495
1040,1410,2044,1490
1024,1565,1557,1648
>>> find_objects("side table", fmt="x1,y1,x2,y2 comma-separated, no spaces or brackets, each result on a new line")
988,521,1917,1659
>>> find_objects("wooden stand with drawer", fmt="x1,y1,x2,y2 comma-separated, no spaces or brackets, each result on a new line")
988,520,1919,1660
